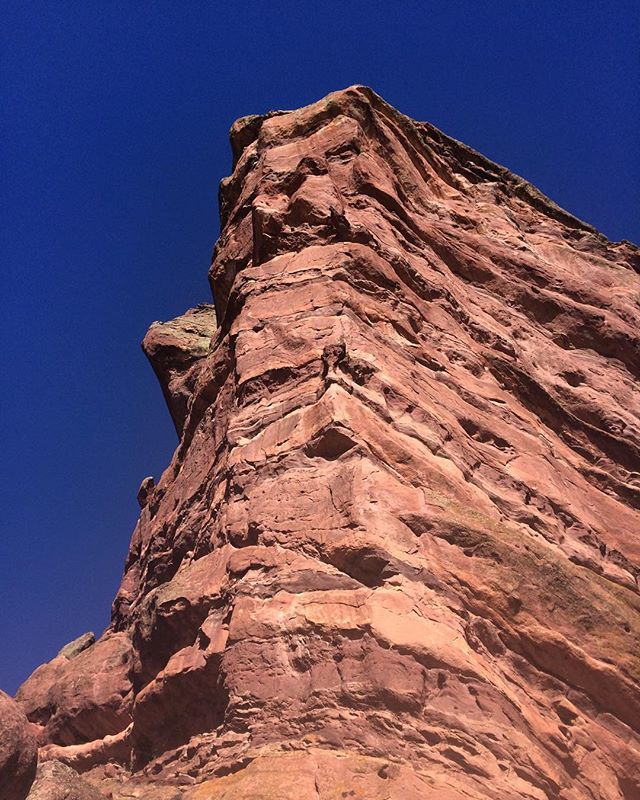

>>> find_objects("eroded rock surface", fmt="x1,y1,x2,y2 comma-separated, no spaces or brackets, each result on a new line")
0,690,37,800
14,86,640,799
26,761,108,800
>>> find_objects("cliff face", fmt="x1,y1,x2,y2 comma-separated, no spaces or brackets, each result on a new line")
11,86,640,800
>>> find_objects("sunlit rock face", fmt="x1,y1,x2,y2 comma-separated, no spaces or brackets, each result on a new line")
15,86,640,800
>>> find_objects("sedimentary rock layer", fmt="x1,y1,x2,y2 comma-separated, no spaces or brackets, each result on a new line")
13,86,640,799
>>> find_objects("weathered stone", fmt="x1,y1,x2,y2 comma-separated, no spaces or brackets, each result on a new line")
15,86,640,799
16,632,133,746
26,761,107,800
0,690,37,800
136,477,155,509
58,632,95,660
142,304,217,436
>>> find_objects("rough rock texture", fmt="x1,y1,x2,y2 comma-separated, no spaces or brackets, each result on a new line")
26,761,108,800
0,690,37,800
142,304,217,436
58,632,96,660
14,87,640,799
17,632,133,748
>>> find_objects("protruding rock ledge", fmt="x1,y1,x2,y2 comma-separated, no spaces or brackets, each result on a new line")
58,632,95,660
142,303,217,435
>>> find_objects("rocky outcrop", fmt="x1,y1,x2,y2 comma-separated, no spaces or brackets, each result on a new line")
13,87,640,799
16,632,133,747
0,691,37,800
57,632,95,660
142,305,217,436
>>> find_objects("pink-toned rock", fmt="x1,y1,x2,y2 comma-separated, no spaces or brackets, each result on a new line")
0,690,37,800
16,632,133,746
182,749,450,800
15,86,640,799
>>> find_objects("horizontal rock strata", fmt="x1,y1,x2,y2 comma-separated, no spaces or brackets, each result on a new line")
13,86,640,800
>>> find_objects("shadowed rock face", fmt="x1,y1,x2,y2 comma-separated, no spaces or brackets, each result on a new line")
14,86,640,800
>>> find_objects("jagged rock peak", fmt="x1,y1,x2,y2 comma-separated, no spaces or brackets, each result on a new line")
9,87,640,800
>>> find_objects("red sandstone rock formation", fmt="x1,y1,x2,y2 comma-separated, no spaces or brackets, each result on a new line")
11,86,640,800
0,691,37,800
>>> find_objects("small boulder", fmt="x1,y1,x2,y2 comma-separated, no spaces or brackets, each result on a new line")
26,761,107,800
137,476,156,509
58,633,95,660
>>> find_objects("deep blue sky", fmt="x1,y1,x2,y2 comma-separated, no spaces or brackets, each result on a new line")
2,2,638,694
